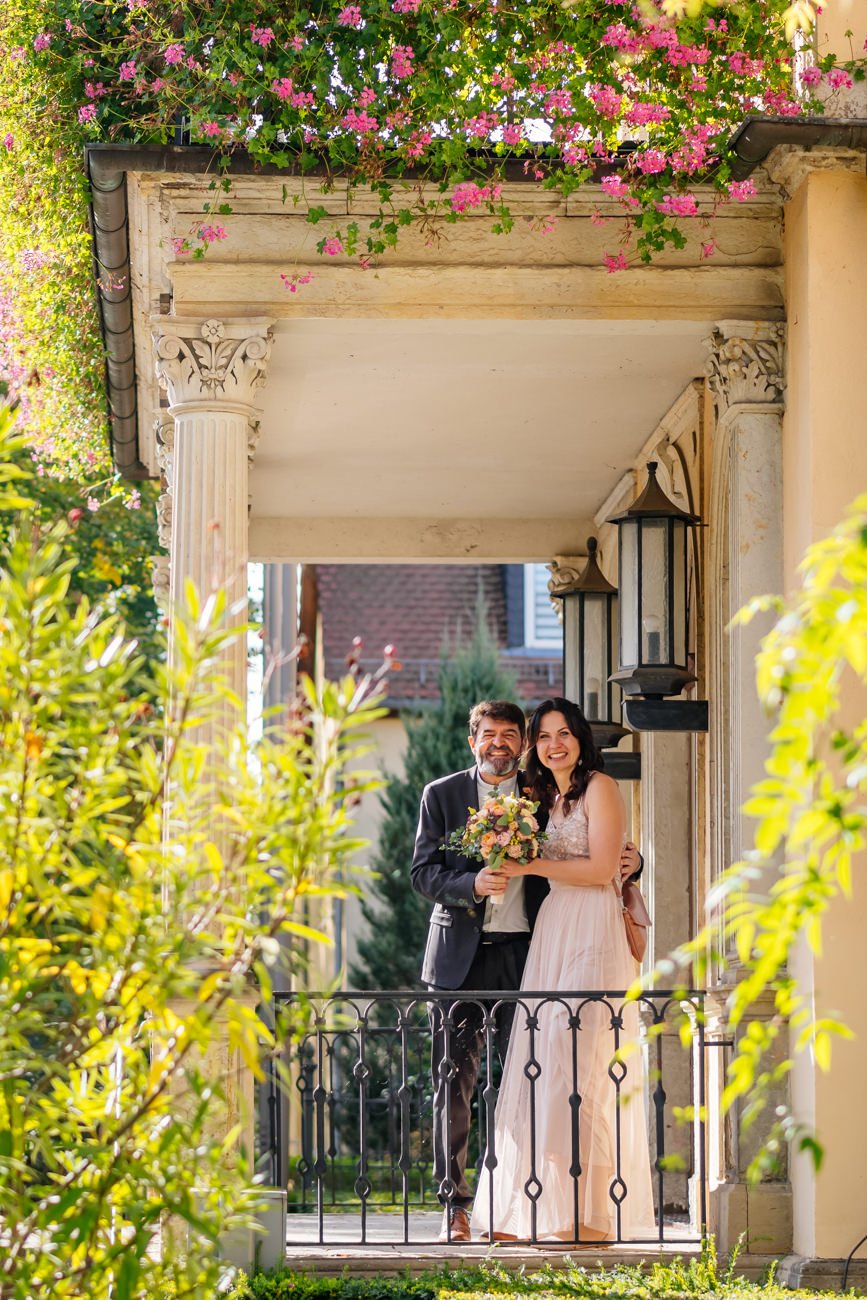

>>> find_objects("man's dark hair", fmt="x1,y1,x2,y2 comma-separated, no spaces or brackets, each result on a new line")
468,699,527,741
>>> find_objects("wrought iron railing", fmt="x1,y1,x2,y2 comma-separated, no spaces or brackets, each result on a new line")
265,989,706,1246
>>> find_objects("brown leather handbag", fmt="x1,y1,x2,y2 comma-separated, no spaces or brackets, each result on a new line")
621,879,651,963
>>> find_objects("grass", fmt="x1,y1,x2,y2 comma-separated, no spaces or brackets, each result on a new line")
225,1241,862,1299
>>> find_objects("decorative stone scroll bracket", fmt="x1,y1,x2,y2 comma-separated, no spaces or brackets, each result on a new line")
706,321,786,420
153,317,274,413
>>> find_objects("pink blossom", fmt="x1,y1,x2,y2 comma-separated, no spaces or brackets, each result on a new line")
125,488,141,510
78,104,97,124
391,44,415,79
728,178,757,202
84,82,107,99
171,237,190,256
337,5,362,25
588,83,623,119
128,0,148,8
405,128,432,159
728,52,764,76
290,34,304,51
801,65,822,87
601,175,628,197
701,240,717,259
655,192,698,217
164,43,185,65
250,24,275,47
450,181,502,213
119,60,137,81
202,121,223,138
827,67,854,89
465,112,499,140
393,0,422,9
65,19,73,32
198,223,228,245
322,237,344,256
33,32,51,52
86,450,96,464
545,89,574,115
343,107,378,133
603,22,641,53
358,87,377,107
492,71,516,91
645,25,678,50
633,149,667,175
3,134,13,151
625,102,670,126
590,210,607,226
281,271,315,293
87,497,100,512
273,77,293,100
501,123,523,146
604,251,629,273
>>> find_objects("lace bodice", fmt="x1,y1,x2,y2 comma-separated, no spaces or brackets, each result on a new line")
544,797,590,860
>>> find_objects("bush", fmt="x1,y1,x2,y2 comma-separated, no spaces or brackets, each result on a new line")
0,405,387,1300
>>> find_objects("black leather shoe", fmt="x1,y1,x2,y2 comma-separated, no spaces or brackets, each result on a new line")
438,1205,472,1243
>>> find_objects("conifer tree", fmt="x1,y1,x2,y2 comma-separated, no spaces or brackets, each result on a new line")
350,607,519,990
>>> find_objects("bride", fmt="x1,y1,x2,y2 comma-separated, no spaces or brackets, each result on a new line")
471,697,655,1243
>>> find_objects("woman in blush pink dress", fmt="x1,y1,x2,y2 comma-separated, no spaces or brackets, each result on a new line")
471,698,654,1245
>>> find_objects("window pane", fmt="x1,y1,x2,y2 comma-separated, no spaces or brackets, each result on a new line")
640,519,668,665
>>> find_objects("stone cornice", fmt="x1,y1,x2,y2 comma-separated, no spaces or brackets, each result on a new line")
765,142,865,201
706,321,786,416
153,317,274,413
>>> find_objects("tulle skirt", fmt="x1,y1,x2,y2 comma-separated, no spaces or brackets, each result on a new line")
471,881,656,1241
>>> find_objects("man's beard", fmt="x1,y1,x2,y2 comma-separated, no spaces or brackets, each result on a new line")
478,751,519,780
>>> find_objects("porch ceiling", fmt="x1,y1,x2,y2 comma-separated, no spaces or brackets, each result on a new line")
249,316,708,561
101,154,784,561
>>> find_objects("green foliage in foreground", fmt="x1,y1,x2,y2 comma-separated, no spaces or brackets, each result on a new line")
224,1247,850,1300
652,493,867,1176
0,402,387,1300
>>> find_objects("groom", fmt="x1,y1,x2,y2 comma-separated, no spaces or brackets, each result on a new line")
411,699,640,1244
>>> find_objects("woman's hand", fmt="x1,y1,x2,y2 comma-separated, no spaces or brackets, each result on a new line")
498,859,531,880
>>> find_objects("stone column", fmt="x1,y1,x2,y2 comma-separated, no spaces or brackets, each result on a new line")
152,317,274,1266
762,145,867,1287
154,317,273,713
703,321,790,1256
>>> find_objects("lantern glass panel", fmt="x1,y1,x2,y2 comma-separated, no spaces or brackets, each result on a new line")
673,521,687,666
562,594,581,705
619,519,639,668
609,595,622,718
640,518,668,665
583,595,607,720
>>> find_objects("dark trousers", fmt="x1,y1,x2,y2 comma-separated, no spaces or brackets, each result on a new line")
429,934,530,1208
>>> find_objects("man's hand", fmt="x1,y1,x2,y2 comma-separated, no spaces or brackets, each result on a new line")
620,840,640,882
473,865,509,899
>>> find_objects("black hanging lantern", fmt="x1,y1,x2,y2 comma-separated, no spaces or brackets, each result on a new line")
549,538,630,755
607,462,708,732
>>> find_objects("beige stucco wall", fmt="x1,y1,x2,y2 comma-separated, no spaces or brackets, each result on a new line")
341,714,408,983
782,163,867,1260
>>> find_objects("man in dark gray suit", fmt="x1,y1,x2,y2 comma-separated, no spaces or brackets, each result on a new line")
411,699,639,1243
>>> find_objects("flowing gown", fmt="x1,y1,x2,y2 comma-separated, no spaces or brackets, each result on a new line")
471,791,656,1241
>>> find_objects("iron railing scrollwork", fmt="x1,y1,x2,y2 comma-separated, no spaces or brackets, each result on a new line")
264,989,707,1246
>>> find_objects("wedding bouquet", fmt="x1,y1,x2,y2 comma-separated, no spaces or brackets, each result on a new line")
445,793,546,905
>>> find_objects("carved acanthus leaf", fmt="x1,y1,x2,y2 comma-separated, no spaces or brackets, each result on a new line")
706,324,786,415
153,317,274,410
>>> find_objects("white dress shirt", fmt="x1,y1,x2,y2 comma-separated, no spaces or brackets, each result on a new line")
475,772,530,934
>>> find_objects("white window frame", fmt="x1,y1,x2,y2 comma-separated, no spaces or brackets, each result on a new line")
523,564,563,650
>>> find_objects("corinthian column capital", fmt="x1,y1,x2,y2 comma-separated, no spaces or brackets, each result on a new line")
152,317,274,414
706,321,786,418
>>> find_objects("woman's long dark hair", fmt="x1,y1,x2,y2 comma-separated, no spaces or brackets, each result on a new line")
525,697,604,813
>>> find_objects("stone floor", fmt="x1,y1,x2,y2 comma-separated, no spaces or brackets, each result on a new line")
282,1210,739,1277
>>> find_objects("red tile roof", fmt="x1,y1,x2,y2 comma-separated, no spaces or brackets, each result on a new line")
314,564,562,708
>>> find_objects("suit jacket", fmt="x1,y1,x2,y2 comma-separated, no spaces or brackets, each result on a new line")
411,766,550,989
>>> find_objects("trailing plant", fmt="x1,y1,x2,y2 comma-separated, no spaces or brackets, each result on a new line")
0,401,387,1299
653,494,867,1176
0,0,851,462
